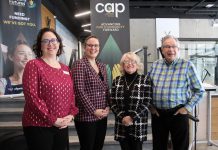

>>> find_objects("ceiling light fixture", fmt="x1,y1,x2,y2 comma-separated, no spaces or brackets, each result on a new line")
82,23,91,27
213,22,218,27
84,29,91,33
75,11,91,18
206,4,214,8
212,19,218,27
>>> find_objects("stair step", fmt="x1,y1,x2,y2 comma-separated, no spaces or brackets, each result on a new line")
0,108,23,113
0,98,24,108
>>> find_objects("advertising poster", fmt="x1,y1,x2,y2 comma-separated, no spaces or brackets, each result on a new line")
90,0,130,86
0,0,41,95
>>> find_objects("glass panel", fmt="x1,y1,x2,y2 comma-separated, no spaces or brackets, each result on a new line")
180,41,218,85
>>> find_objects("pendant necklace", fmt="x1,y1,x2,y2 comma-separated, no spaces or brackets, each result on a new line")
124,75,137,90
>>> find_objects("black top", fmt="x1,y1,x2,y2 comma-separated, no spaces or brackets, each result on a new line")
123,71,138,115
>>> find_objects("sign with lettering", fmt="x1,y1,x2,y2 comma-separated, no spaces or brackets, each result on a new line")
0,0,41,95
91,0,130,86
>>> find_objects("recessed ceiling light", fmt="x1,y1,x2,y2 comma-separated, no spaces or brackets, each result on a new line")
206,4,214,8
82,23,91,27
75,11,91,18
213,23,218,27
84,29,91,32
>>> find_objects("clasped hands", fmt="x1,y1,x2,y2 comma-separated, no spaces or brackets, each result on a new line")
54,115,74,129
94,107,110,119
122,116,133,126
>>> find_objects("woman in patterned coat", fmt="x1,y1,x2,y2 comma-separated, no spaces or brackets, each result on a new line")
72,35,110,150
110,52,152,150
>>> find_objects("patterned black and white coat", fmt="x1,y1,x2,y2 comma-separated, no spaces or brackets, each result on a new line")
110,74,152,142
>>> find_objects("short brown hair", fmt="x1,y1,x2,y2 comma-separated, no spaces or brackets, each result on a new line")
33,28,64,58
84,35,99,48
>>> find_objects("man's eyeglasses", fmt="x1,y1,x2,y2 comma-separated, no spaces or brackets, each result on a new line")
123,60,137,65
41,38,59,45
86,44,99,48
162,45,178,49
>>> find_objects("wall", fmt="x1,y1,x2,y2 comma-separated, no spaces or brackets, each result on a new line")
129,19,156,70
180,19,218,38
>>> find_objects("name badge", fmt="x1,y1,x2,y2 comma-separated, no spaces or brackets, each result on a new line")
63,70,70,75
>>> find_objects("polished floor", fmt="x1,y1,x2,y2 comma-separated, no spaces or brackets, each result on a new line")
193,143,218,150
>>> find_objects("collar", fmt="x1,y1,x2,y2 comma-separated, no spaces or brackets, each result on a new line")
164,57,180,66
124,71,138,80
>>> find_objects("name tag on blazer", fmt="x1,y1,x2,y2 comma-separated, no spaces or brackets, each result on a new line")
63,70,70,75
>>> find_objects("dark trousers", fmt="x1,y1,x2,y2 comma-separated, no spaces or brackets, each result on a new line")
152,106,189,150
119,138,143,150
74,118,107,150
23,126,69,150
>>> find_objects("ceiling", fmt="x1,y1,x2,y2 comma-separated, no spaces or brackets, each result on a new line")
44,0,218,39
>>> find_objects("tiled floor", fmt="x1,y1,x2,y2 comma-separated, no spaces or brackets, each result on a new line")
195,143,218,150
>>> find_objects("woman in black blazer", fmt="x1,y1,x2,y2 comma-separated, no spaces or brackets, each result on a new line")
110,52,152,150
72,35,110,150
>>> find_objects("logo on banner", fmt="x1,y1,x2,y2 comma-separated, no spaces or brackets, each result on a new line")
95,3,125,18
9,0,26,7
8,0,36,8
27,0,36,8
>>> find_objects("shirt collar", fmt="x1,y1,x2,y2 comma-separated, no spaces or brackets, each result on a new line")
164,57,180,66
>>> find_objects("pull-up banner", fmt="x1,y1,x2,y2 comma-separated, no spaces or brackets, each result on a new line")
90,0,130,85
0,0,41,78
0,0,41,46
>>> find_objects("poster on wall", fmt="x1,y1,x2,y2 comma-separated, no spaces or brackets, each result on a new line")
0,0,41,95
90,0,130,86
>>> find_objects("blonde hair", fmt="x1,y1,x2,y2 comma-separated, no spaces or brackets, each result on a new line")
119,52,143,75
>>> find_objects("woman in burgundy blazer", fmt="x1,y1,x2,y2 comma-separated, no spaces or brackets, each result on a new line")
72,35,110,150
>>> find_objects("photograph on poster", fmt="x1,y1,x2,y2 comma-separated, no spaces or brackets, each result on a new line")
0,40,33,95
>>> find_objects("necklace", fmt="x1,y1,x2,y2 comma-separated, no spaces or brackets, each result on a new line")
124,75,137,90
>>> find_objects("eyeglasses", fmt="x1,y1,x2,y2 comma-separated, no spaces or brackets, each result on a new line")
123,60,137,65
86,44,99,48
41,38,59,45
162,45,178,49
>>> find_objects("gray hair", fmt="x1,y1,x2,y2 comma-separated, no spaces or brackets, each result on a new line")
161,35,179,48
119,52,143,75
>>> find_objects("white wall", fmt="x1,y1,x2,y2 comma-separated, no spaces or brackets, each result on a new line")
130,19,157,67
180,19,218,38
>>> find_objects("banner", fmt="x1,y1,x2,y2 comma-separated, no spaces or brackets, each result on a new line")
0,0,41,94
0,0,41,46
90,0,130,85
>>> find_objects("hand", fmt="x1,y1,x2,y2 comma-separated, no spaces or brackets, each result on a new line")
122,116,133,126
174,107,188,115
53,118,67,128
102,107,110,117
54,115,74,129
63,115,74,124
94,109,105,119
149,106,160,117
